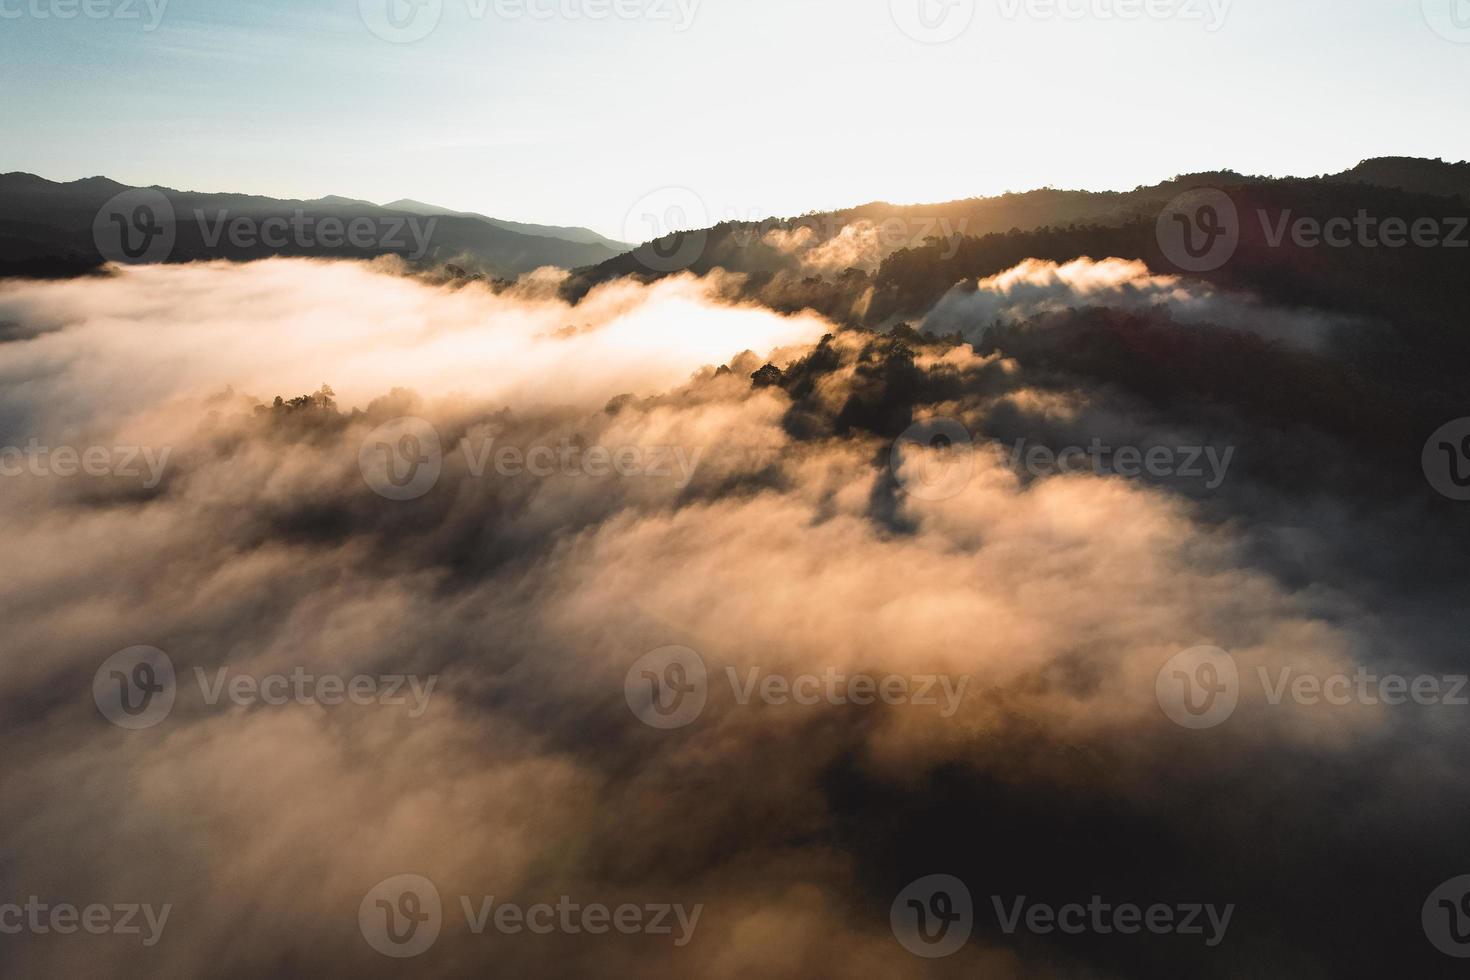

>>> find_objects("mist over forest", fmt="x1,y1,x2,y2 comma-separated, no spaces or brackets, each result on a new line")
2,153,1468,977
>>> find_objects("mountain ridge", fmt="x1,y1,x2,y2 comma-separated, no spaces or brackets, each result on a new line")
564,157,1470,300
382,198,628,251
3,158,1465,283
0,172,631,278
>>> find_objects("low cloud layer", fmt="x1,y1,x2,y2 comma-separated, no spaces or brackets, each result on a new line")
920,257,1351,349
0,258,1464,978
763,221,888,275
0,259,832,442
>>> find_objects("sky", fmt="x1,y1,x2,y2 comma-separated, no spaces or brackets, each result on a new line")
2,0,1469,239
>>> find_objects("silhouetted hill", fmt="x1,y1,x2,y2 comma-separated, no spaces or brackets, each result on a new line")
0,174,629,278
1336,157,1470,201
564,158,1468,300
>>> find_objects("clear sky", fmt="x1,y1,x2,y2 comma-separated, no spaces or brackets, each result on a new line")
3,0,1468,238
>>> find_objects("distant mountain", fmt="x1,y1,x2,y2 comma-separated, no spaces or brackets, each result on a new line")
566,157,1470,298
0,174,629,278
6,159,1463,286
384,198,628,251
